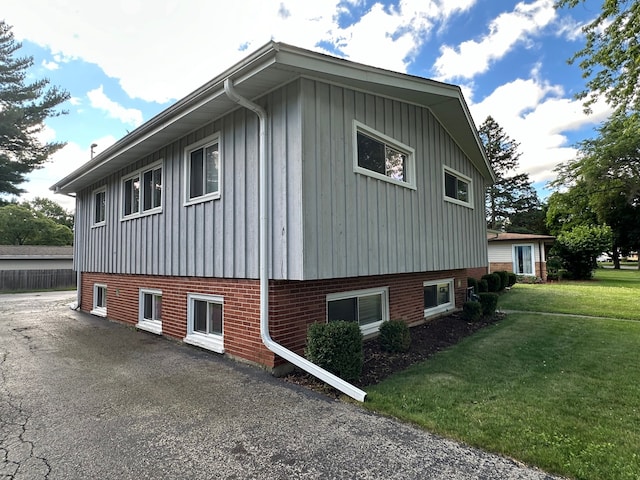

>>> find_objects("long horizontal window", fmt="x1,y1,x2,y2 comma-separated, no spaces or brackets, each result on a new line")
353,120,415,189
327,287,389,336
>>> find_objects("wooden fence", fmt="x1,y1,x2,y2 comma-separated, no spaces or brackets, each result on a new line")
0,269,76,292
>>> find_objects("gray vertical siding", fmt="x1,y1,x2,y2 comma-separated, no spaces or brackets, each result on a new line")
76,82,304,280
75,77,488,281
300,78,488,279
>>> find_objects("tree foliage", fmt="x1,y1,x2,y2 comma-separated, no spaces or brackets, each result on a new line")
0,20,69,196
479,116,541,231
552,224,612,279
0,199,73,245
550,112,640,267
556,0,640,114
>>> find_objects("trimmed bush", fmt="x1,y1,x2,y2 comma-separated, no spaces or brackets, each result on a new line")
306,321,363,382
478,279,489,293
482,273,502,292
467,277,479,292
379,320,411,353
478,292,499,317
496,271,509,291
507,272,517,287
463,301,482,322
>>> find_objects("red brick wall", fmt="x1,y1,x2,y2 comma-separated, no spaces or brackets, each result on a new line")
81,268,475,370
466,266,488,281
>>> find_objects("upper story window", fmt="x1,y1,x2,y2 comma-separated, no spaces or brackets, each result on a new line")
353,120,416,190
326,286,389,336
443,166,473,208
122,161,163,219
93,188,106,226
185,133,220,205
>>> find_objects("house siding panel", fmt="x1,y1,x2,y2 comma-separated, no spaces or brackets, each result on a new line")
74,82,304,281
300,78,487,280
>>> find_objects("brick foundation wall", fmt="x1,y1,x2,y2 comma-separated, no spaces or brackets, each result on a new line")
81,268,476,371
466,266,488,281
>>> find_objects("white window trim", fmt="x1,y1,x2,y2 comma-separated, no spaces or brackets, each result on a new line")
92,187,106,227
91,283,107,317
184,293,224,353
184,133,222,206
513,243,536,276
443,166,473,208
352,120,416,190
137,288,162,335
326,286,389,337
120,160,164,221
423,278,455,317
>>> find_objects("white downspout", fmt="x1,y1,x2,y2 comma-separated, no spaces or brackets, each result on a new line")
223,78,366,402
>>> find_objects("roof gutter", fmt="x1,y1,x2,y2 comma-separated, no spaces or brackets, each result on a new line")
223,78,366,402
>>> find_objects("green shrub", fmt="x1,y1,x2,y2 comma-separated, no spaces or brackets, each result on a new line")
378,320,411,353
496,271,509,291
467,277,479,292
507,272,517,287
478,292,499,317
463,301,482,322
482,273,502,292
306,321,363,382
478,279,489,292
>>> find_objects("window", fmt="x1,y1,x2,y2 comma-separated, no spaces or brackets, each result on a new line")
185,134,220,204
443,167,472,207
424,279,454,316
184,293,224,353
91,284,107,317
353,120,415,189
93,188,106,226
513,244,535,275
138,289,162,334
122,162,163,218
326,287,389,336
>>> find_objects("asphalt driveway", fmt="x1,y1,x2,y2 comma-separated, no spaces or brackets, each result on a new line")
0,291,559,479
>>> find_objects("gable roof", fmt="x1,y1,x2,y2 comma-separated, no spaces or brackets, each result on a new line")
487,233,555,243
51,41,495,195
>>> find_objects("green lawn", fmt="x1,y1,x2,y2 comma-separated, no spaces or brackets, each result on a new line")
364,269,640,480
498,268,640,320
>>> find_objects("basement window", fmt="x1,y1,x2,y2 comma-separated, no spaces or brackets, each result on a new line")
424,279,454,317
326,287,389,336
137,289,162,335
91,284,107,317
184,293,224,353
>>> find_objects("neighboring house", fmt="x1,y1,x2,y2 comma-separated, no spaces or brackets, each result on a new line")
51,42,495,391
487,233,555,281
0,245,75,291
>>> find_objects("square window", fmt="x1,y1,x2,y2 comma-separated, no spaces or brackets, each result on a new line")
443,167,472,207
138,289,162,334
327,287,389,336
91,284,107,317
424,279,454,316
186,135,220,204
184,294,224,353
353,121,415,189
93,189,106,225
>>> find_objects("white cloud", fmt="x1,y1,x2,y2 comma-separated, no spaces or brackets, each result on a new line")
23,135,118,212
41,59,59,70
434,0,556,81
87,86,143,127
470,74,611,184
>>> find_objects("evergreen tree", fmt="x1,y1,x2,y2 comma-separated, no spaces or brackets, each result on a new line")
0,20,69,196
479,116,540,231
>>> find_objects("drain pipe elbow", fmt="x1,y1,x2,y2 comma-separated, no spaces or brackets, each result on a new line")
223,78,366,402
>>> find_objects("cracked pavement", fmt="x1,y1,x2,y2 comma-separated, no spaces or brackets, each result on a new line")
0,291,562,479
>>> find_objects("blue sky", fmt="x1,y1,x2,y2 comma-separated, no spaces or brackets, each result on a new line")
4,0,610,211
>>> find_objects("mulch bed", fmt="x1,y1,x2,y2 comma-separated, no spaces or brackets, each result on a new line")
284,312,504,396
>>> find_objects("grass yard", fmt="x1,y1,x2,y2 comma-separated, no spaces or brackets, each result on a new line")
364,269,640,480
498,268,640,320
